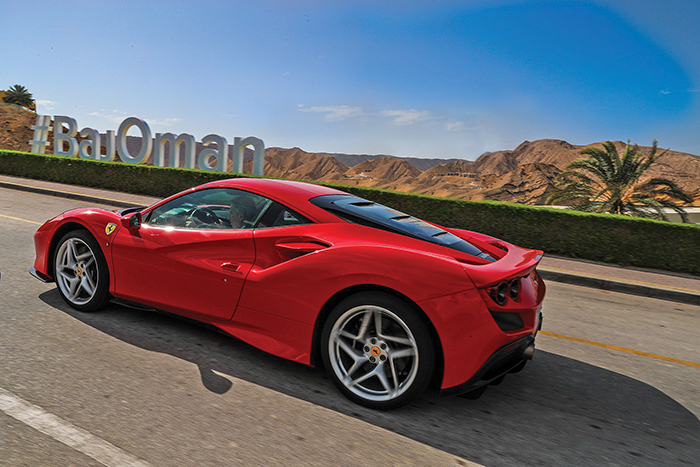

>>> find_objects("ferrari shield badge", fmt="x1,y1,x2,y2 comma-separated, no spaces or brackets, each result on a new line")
105,223,117,235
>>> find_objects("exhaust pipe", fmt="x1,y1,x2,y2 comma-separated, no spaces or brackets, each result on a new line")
522,343,535,360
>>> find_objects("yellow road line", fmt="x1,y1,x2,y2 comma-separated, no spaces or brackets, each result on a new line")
539,331,700,369
539,266,700,294
0,214,42,225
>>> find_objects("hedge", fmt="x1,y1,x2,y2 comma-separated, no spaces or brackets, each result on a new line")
2,149,699,275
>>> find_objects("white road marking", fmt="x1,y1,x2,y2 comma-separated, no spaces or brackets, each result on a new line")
0,387,152,467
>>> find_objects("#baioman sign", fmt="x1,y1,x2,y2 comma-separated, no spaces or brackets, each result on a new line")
29,115,265,175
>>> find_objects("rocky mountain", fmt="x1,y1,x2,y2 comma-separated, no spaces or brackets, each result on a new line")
343,156,422,182
474,139,583,175
0,105,54,153
263,147,348,181
329,152,461,171
469,139,700,204
2,106,699,205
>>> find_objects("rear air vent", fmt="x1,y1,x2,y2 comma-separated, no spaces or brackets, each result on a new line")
350,201,375,207
490,311,524,332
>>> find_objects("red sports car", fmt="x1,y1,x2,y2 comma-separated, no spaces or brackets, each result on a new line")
31,178,545,409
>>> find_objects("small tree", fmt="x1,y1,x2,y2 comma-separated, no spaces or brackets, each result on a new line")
3,84,34,108
546,140,692,222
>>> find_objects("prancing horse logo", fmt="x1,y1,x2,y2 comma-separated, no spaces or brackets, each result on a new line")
105,223,117,235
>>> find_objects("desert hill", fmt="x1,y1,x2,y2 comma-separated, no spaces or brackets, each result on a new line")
343,156,422,182
474,139,582,175
422,159,477,176
263,147,348,181
2,106,699,205
327,152,460,171
0,105,55,153
471,139,700,202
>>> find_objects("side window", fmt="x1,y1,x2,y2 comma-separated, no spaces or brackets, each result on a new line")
257,202,313,228
144,188,272,230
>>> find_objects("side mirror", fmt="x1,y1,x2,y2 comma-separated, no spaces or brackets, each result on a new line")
121,212,142,230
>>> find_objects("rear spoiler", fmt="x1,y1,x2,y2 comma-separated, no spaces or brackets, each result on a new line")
466,243,543,289
446,228,543,288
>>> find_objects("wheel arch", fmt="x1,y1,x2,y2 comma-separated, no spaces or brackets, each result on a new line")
310,284,445,388
47,222,95,280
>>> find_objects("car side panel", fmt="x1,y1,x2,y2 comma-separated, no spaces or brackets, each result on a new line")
215,305,315,364
110,225,255,321
240,226,475,327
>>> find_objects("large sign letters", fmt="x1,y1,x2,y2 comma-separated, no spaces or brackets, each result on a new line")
36,115,265,175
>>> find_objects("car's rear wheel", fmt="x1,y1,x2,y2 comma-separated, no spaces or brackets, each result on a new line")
54,230,110,312
321,292,435,410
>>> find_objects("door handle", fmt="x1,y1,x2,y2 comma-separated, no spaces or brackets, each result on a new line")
220,262,241,273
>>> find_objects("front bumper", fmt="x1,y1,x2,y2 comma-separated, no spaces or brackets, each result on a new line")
30,267,53,283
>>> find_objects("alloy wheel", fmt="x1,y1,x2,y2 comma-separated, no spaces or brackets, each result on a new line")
327,305,420,403
55,237,100,306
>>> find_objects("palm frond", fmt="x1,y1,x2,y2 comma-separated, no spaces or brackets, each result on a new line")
637,178,693,203
546,139,690,222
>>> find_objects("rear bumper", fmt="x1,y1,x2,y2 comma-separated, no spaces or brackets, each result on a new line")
440,334,535,397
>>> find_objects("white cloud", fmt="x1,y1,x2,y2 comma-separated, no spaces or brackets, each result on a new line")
299,105,364,121
145,117,182,126
446,120,466,131
86,110,181,127
380,109,432,126
35,99,57,110
88,109,129,124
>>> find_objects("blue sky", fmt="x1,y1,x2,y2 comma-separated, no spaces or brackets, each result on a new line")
2,0,699,160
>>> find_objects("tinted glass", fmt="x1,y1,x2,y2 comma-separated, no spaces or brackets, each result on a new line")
145,188,271,230
310,194,494,261
256,201,313,228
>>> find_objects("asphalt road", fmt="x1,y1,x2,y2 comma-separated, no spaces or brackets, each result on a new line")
1,187,699,467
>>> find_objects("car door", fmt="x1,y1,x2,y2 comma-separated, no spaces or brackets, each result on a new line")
110,187,268,321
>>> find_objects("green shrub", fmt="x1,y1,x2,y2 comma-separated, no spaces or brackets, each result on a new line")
2,149,699,274
0,149,254,198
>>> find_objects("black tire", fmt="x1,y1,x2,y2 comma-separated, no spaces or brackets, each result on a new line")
53,229,111,312
321,292,435,410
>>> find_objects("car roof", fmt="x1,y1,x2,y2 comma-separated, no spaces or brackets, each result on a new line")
199,178,348,206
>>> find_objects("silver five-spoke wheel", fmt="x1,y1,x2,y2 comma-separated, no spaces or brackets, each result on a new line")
321,292,434,410
54,230,110,312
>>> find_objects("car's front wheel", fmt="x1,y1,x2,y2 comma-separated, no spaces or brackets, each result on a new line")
54,230,110,312
321,292,435,410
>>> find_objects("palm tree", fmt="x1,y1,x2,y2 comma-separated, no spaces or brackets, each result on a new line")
3,84,34,108
546,140,692,222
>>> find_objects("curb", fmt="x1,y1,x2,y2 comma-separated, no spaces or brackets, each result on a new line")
538,269,700,306
0,180,145,208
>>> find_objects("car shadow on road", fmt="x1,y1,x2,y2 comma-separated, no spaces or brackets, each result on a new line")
41,290,700,467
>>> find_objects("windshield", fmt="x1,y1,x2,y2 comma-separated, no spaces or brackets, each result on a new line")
310,195,495,261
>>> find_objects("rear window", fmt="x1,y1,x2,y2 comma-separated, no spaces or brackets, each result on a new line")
310,195,494,261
